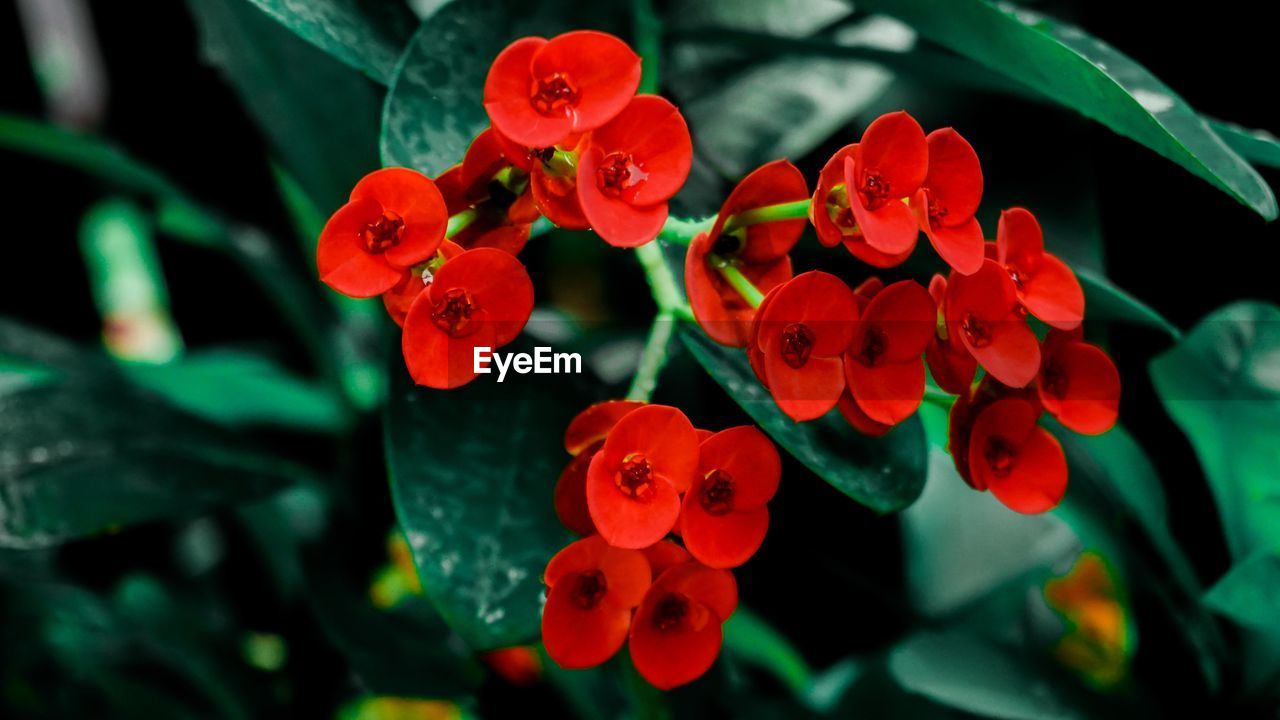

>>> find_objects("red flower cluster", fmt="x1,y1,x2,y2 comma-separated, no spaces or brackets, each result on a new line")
683,111,1120,513
544,402,780,688
317,31,695,388
486,31,692,247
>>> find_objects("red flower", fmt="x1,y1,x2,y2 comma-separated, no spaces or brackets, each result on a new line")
1038,330,1120,435
754,272,859,421
948,376,1043,487
843,280,935,425
484,31,641,149
629,562,738,689
317,167,448,297
844,111,928,256
967,397,1067,514
401,248,534,389
382,240,465,327
531,160,592,230
811,145,913,268
924,273,977,394
436,129,539,255
482,646,543,686
911,129,984,274
944,259,1041,388
679,426,780,568
996,208,1084,330
686,160,806,347
838,392,892,437
577,95,692,247
555,400,646,536
542,536,651,669
585,405,699,548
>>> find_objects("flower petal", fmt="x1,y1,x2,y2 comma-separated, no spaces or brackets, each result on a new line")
317,198,402,297
532,30,641,135
697,426,780,508
483,36,574,149
586,453,682,549
680,500,769,569
845,357,925,426
1040,341,1119,435
1019,253,1084,330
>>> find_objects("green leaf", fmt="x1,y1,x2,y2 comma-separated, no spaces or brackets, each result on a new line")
670,16,906,178
1150,301,1280,559
380,0,510,178
384,348,576,649
122,350,347,432
380,0,591,177
679,327,927,513
189,0,383,211
723,608,814,698
1204,550,1280,632
889,629,1084,720
0,381,305,549
1077,268,1181,340
857,0,1276,220
243,0,416,83
1211,119,1280,170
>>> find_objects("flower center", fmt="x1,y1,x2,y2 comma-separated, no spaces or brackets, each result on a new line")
825,185,858,235
859,327,888,367
595,152,647,199
700,469,735,516
530,73,579,117
571,570,607,610
984,437,1018,478
360,211,404,253
780,323,815,369
860,172,892,209
1043,363,1068,399
615,453,655,501
431,288,477,337
711,232,744,258
961,313,992,348
652,593,689,632
1008,266,1028,290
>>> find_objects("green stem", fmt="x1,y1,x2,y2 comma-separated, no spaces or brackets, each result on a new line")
657,214,716,245
721,198,812,234
710,255,765,308
626,311,676,402
445,209,477,239
546,149,577,177
633,241,684,313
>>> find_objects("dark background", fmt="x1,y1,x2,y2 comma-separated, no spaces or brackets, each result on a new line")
1,1,1277,717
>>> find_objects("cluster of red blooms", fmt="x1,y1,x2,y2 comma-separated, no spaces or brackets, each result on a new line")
686,112,1120,513
315,30,693,388
543,401,780,688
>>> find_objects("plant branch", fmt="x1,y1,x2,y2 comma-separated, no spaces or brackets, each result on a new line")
626,311,676,402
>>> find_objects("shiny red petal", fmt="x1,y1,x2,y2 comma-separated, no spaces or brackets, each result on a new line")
586,452,682,549
855,280,936,363
837,391,892,437
564,400,647,455
921,128,983,221
401,304,494,389
968,399,1067,514
542,582,631,669
995,207,1045,272
544,535,651,607
585,95,692,206
963,317,1041,389
945,259,1019,324
599,404,701,493
531,163,591,230
758,271,858,357
657,562,738,623
680,500,769,569
854,111,928,196
845,356,925,426
697,426,780,509
483,37,574,149
317,198,401,297
844,232,915,268
710,160,808,263
810,144,858,248
1019,253,1084,330
642,541,691,578
459,129,511,196
429,248,533,346
846,156,918,254
763,350,845,421
577,145,668,247
926,335,977,396
554,450,598,536
348,168,448,269
532,31,641,135
918,200,984,276
629,602,722,689
686,233,791,348
1039,342,1119,435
